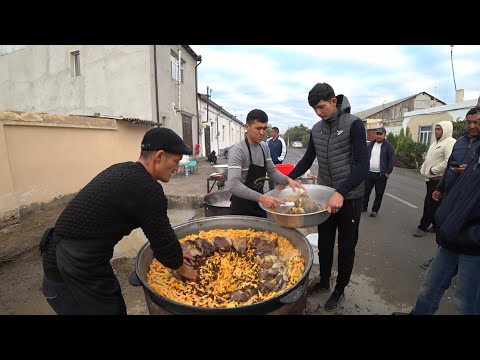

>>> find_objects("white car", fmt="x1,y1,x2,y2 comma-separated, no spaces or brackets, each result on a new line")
292,141,303,148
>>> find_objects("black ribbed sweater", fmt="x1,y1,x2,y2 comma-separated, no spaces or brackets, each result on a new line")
54,161,183,270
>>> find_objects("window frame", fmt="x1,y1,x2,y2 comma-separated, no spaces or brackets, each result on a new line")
70,50,81,77
170,50,184,83
419,125,432,145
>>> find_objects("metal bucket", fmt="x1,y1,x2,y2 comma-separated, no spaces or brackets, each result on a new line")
202,190,232,217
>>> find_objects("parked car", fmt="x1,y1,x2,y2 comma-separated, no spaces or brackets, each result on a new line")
292,141,303,148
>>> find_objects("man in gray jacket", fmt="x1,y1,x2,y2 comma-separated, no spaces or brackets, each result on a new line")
288,83,369,312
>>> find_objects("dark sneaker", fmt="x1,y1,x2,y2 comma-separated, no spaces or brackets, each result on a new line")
420,258,433,269
307,281,330,296
324,290,345,312
413,229,426,237
369,211,378,217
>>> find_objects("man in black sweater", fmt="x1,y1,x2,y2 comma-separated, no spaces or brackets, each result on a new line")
288,83,369,312
40,127,197,315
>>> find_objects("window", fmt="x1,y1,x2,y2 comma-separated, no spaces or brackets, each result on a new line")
419,126,432,145
170,50,184,83
70,51,81,76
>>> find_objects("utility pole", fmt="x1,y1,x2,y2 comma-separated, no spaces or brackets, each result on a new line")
450,45,457,96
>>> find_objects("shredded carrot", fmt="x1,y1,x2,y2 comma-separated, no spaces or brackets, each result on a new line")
146,229,305,308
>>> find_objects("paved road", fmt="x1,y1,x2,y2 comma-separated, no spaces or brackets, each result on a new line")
283,147,455,314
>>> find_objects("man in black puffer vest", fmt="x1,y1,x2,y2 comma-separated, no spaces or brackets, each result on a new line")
288,83,369,312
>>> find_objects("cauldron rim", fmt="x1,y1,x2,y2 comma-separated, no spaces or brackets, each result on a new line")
134,216,313,314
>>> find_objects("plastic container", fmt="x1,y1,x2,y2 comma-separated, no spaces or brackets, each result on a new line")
275,163,295,175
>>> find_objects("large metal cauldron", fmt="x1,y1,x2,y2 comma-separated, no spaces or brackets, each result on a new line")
202,190,232,217
129,216,313,315
259,184,335,228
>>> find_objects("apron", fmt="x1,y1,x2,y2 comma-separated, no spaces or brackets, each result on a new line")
230,138,268,217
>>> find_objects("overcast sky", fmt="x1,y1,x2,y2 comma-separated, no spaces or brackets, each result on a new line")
192,45,480,133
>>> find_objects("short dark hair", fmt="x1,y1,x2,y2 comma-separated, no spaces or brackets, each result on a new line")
308,83,335,107
272,126,279,132
246,109,268,125
466,107,478,117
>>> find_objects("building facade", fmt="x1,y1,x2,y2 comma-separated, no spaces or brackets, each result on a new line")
0,45,201,150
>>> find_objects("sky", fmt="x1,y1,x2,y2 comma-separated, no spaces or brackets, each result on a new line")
192,45,480,134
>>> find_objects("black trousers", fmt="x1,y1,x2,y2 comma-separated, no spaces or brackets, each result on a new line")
362,171,388,212
419,179,441,231
268,161,282,191
317,197,362,292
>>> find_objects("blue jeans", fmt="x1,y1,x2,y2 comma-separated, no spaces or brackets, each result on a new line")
42,276,83,315
412,246,480,315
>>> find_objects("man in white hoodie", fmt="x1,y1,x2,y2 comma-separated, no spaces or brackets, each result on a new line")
413,121,456,239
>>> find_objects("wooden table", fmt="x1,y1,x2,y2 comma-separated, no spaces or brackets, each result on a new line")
207,174,226,193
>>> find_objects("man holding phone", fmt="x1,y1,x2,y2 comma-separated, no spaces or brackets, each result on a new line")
420,107,480,268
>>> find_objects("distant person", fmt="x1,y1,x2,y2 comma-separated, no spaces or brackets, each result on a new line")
393,141,480,315
413,121,456,238
362,127,395,217
266,126,287,190
419,107,480,269
288,82,369,312
39,127,197,315
226,109,303,217
207,150,218,165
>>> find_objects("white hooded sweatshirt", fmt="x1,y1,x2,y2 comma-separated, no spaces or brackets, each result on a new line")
420,120,456,180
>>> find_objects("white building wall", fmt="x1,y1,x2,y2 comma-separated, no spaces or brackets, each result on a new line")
198,96,244,156
0,45,153,119
403,99,477,130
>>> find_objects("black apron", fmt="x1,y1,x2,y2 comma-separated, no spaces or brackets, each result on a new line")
230,139,267,217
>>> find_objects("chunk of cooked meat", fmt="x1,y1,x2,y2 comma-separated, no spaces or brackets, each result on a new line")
249,236,278,255
181,239,203,257
213,236,232,253
194,238,215,257
231,236,247,255
231,287,259,303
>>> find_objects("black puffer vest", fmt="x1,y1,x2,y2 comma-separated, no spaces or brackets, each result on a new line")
311,102,364,200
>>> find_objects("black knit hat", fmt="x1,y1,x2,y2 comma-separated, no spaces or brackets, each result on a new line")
141,127,192,155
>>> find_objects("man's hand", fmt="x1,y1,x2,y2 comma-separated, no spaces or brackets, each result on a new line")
175,262,197,281
258,194,281,209
453,163,467,174
326,191,344,214
286,177,305,192
432,190,442,202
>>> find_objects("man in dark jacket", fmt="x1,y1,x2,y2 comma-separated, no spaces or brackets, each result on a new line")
40,127,197,315
266,126,287,190
288,83,369,312
395,141,480,315
362,127,395,217
419,107,480,269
